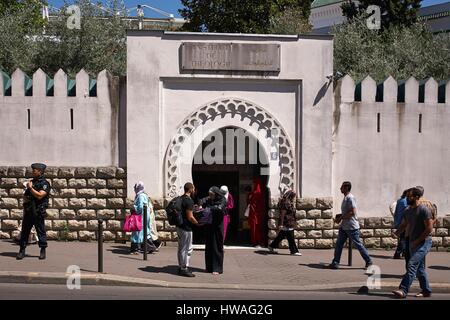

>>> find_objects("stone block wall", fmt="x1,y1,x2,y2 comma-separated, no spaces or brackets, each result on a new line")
1,167,449,249
267,197,450,250
0,166,177,243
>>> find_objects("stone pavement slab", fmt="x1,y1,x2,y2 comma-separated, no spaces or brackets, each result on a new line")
1,240,449,291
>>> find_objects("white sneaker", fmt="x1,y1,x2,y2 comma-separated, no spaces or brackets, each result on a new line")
291,252,302,256
268,247,277,254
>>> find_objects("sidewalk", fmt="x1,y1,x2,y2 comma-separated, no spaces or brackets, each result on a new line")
1,240,449,292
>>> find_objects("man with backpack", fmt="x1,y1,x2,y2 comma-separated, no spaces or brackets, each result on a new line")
168,182,200,277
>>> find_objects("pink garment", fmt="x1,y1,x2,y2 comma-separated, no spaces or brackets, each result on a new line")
248,178,267,246
223,193,234,241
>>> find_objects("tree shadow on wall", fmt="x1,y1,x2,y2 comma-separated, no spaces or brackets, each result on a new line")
313,80,332,107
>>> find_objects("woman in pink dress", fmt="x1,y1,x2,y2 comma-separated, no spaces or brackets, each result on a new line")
220,185,234,242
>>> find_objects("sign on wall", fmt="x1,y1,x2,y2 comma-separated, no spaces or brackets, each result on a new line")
181,42,280,72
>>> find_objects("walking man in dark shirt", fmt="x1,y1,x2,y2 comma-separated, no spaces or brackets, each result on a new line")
177,182,200,277
393,187,434,298
17,163,51,260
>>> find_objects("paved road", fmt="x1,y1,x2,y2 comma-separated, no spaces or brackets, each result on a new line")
1,283,449,300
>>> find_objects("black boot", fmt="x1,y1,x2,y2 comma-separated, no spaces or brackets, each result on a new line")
39,247,46,260
16,248,25,260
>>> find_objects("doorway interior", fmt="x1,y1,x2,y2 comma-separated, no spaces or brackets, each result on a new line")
191,126,269,246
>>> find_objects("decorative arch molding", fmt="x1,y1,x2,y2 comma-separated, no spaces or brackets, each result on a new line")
164,98,295,198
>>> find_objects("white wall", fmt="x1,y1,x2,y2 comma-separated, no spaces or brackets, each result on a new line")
126,31,334,200
0,69,119,167
333,75,450,217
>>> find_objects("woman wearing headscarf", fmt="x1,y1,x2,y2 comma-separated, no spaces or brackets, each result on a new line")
130,182,157,254
199,186,227,274
247,177,267,247
220,185,234,242
268,190,301,255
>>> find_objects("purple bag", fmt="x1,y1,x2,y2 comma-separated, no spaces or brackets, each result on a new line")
197,207,212,225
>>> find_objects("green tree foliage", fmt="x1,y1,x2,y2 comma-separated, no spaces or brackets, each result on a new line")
341,0,422,29
0,0,46,28
32,0,129,77
0,0,129,76
270,7,312,35
179,0,311,33
333,15,450,82
0,2,43,73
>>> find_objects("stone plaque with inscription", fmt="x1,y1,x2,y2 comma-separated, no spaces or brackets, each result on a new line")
181,42,280,72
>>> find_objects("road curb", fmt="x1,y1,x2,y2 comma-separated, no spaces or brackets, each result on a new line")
1,271,450,293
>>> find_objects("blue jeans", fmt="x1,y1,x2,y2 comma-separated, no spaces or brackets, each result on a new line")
399,238,432,295
332,228,372,265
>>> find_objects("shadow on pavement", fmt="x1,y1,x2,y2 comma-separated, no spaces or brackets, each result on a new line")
0,252,19,258
349,292,397,299
298,263,328,269
254,250,270,255
298,263,366,270
428,265,450,271
107,246,130,255
1,252,40,259
380,273,403,279
138,265,205,275
369,254,394,260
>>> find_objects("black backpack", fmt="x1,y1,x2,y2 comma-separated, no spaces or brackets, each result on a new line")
166,196,184,226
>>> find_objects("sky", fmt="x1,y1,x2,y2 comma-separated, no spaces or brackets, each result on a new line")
47,0,450,18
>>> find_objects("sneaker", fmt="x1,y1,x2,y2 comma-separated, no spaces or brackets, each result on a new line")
178,269,195,278
291,252,302,256
268,247,277,254
392,289,407,299
16,249,25,260
415,291,432,298
365,261,373,270
329,263,339,269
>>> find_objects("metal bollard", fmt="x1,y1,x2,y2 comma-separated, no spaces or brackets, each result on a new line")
98,219,104,273
143,204,148,261
348,237,353,266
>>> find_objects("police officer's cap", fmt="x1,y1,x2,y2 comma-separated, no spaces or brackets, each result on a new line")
31,163,47,172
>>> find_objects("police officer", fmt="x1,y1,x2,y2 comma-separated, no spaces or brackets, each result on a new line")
17,163,51,260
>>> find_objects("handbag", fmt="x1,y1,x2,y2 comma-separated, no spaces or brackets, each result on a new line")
197,207,212,225
123,211,143,232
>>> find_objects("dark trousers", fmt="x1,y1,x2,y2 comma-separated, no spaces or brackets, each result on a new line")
19,210,47,249
404,237,411,267
270,229,299,254
394,232,406,257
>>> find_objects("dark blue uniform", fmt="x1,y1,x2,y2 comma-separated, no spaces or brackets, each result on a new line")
19,176,51,249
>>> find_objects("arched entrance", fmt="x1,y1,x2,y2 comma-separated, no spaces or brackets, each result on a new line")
164,98,296,200
191,126,269,246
